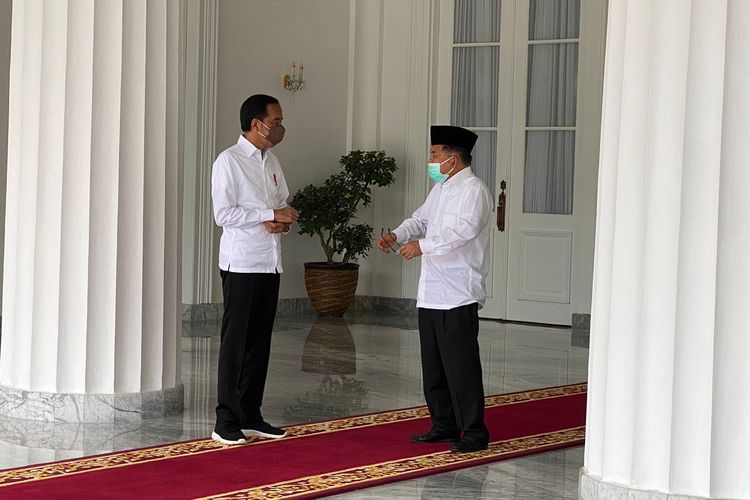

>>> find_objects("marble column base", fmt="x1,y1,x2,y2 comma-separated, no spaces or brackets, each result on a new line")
182,302,223,322
579,470,706,500
0,384,184,423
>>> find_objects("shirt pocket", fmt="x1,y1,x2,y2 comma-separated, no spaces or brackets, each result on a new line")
438,213,463,240
270,170,287,206
428,213,455,238
442,213,460,227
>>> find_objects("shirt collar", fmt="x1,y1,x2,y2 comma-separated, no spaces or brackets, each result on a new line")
237,135,264,159
443,166,473,187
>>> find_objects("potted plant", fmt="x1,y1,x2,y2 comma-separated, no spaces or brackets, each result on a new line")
290,150,398,316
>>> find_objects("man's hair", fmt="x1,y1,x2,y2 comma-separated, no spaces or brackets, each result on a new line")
240,94,279,132
443,145,472,166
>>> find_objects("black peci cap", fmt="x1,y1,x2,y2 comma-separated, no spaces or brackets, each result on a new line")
430,125,478,153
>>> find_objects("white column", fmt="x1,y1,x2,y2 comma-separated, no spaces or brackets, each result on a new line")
0,0,11,314
581,1,749,498
0,0,183,423
181,0,218,318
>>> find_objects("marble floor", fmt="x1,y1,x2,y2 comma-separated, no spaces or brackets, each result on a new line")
0,311,589,499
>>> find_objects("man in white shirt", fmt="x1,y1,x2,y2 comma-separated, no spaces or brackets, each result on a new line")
378,125,493,453
210,94,299,445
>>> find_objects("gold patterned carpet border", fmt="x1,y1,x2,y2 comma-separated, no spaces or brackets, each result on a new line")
198,426,586,500
0,383,586,488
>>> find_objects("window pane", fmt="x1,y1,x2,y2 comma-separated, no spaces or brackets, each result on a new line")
471,131,497,199
523,131,575,214
526,43,578,127
454,0,502,43
529,0,580,40
451,46,500,128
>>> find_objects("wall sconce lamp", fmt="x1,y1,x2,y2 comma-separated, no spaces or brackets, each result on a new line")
283,61,305,93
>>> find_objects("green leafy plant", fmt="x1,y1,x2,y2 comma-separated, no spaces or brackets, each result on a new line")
290,150,398,265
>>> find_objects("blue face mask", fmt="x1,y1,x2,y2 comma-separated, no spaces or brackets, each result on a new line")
427,156,456,183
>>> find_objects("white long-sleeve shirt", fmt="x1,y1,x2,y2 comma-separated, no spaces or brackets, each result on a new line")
211,135,290,273
393,168,493,309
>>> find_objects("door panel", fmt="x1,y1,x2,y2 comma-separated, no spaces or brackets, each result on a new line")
517,230,572,303
436,0,605,325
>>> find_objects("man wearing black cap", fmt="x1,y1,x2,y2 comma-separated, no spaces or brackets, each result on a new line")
377,125,493,453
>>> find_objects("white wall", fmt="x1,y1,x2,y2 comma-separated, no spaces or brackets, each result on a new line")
0,0,11,312
349,0,415,300
351,0,434,300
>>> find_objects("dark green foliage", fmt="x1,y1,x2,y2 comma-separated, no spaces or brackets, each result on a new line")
290,150,398,265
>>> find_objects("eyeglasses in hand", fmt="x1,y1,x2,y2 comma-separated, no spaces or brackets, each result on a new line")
380,227,401,254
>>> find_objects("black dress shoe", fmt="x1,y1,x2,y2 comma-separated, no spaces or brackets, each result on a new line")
450,435,489,453
410,429,461,443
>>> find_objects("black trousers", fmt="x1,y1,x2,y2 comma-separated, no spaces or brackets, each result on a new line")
417,303,488,440
215,270,280,432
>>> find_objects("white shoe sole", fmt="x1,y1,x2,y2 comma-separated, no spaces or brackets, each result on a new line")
211,431,247,445
241,428,287,439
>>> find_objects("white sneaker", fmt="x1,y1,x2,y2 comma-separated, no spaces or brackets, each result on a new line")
241,421,287,439
211,431,247,445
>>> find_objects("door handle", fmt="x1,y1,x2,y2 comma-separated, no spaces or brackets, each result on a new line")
496,180,506,232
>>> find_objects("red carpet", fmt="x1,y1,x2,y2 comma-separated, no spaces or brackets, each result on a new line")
0,383,586,499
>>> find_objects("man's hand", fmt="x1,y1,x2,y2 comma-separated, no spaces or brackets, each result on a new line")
377,232,398,253
399,241,423,260
274,206,299,224
264,221,288,234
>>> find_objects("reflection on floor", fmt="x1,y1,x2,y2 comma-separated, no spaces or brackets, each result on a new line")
0,311,588,499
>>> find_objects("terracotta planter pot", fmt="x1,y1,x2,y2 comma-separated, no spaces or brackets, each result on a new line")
304,262,359,317
301,317,356,375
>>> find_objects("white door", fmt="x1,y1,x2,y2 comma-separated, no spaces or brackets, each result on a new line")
436,0,606,325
